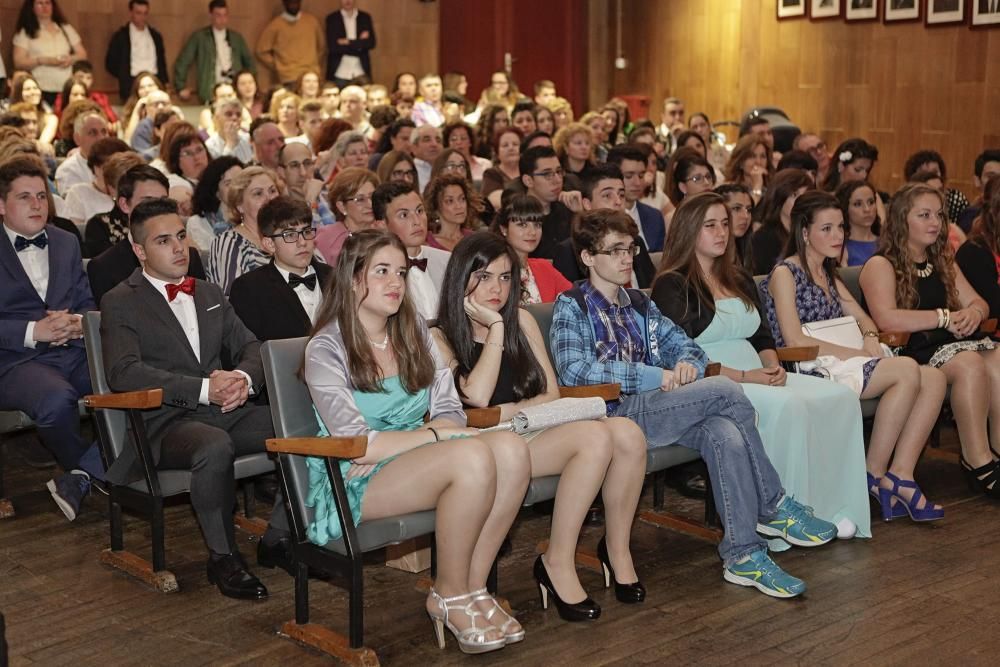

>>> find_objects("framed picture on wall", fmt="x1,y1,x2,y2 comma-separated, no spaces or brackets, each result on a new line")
846,0,880,20
926,0,966,25
778,0,807,18
885,0,921,21
810,0,843,19
972,0,1000,26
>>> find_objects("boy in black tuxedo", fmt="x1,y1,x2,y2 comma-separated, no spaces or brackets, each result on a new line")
229,196,331,340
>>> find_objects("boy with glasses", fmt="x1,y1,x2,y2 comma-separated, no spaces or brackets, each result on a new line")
520,145,578,259
230,196,330,341
550,208,838,599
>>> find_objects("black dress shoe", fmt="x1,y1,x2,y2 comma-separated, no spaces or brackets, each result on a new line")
596,537,645,604
533,555,601,621
207,554,268,600
257,538,330,580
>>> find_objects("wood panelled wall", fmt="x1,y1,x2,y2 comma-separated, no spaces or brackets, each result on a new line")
0,0,438,94
604,0,1000,196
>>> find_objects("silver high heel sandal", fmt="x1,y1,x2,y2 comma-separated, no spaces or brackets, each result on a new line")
470,588,525,645
426,588,507,654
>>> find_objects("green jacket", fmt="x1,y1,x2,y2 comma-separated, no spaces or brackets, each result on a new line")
173,27,256,104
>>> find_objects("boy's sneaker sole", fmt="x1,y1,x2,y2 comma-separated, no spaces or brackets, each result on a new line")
756,522,835,547
47,479,79,521
723,568,804,599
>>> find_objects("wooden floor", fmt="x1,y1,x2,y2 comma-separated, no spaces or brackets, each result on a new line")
3,427,1000,667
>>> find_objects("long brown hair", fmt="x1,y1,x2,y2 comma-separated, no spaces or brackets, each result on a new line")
784,190,842,288
724,135,772,187
658,192,757,315
311,230,434,393
969,175,1000,256
882,183,959,309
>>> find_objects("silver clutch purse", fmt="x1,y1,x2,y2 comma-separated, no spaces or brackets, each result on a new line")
480,397,607,434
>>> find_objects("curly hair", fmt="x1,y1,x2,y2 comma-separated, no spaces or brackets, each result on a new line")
881,183,958,310
424,173,483,234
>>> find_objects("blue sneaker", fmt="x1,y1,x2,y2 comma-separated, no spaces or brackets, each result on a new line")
724,550,806,599
46,470,91,521
757,495,837,547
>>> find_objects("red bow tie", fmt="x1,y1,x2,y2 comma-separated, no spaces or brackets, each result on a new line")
165,277,196,302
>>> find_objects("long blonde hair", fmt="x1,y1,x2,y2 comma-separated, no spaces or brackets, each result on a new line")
881,183,959,309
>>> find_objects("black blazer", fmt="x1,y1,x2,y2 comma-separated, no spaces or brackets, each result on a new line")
956,240,1000,320
650,270,777,353
552,236,657,289
325,10,376,80
229,260,332,341
100,270,263,483
105,23,170,102
88,239,205,306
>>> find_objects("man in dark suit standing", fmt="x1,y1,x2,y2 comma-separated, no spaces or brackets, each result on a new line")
105,0,170,103
230,196,331,341
0,156,104,520
325,0,376,88
100,197,286,600
87,165,205,305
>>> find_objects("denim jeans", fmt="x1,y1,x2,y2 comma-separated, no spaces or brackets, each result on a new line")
613,376,784,565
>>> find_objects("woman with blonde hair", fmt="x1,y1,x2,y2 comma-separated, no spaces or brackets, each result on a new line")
547,97,574,131
270,90,303,139
553,122,595,182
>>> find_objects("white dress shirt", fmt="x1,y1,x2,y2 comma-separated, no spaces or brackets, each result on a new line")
63,182,113,224
5,224,48,348
212,27,232,83
414,158,432,194
276,264,320,324
334,9,366,81
54,152,92,196
405,245,449,321
128,22,157,77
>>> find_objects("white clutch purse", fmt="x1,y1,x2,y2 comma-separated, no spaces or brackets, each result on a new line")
479,397,607,434
801,316,863,349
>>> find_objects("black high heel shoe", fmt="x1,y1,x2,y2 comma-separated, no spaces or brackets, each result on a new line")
960,456,1000,499
596,537,645,604
533,555,601,621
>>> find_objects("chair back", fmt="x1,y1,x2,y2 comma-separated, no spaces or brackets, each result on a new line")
525,302,556,362
838,266,863,304
260,337,320,536
83,311,130,464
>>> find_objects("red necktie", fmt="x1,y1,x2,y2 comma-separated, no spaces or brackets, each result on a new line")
165,276,196,302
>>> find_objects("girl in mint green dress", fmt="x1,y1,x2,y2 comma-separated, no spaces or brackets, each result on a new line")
303,230,529,654
652,193,871,543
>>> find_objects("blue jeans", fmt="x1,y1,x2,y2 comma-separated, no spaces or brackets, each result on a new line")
613,376,784,565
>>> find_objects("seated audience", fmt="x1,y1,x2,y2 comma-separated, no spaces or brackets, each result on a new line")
510,100,538,136
750,169,813,275
236,70,265,121
305,229,528,654
956,176,1000,319
63,137,130,230
492,194,571,305
481,127,523,206
207,166,280,295
250,119,284,170
792,132,831,185
724,134,771,205
475,105,509,160
270,91,302,139
860,183,1000,499
715,183,755,271
230,196,331,340
775,150,819,184
411,73,445,127
82,150,145,257
372,181,449,320
433,232,647,620
54,110,109,195
424,173,481,251
205,98,253,163
411,124,444,193
315,167,381,266
608,145,668,253
653,192,871,536
551,207,838,598
0,155,104,520
836,180,880,267
820,138,887,224
276,142,335,227
956,149,1000,233
688,112,729,172
369,118,415,171
520,146,575,260
187,156,244,252
9,74,57,147
100,196,287,601
162,124,210,216
443,122,491,184
663,147,717,234
534,105,555,136
375,150,417,186
554,122,596,184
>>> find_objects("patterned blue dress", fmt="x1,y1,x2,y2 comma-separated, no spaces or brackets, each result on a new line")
759,261,879,391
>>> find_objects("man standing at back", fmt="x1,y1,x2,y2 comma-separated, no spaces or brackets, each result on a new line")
325,0,376,88
175,0,256,105
105,0,169,103
256,0,326,89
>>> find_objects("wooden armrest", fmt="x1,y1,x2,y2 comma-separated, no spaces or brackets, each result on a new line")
265,436,367,458
466,406,502,428
878,331,910,347
981,318,998,334
775,346,819,362
558,383,621,401
704,362,721,378
84,388,163,409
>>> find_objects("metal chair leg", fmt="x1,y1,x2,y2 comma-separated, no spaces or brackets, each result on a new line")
151,498,166,572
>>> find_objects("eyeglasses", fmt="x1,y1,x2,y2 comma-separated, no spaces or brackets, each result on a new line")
685,174,713,184
180,145,206,159
532,168,564,181
282,159,316,171
592,245,640,259
344,194,372,204
268,227,318,243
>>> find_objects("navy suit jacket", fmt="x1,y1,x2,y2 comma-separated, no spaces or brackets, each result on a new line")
325,10,376,79
635,201,665,253
0,225,95,378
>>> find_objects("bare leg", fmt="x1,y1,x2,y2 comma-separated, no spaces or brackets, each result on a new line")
982,348,1000,453
861,357,921,476
599,417,646,585
886,365,947,477
941,351,993,469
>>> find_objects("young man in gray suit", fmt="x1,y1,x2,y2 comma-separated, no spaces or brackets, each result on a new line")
99,197,289,600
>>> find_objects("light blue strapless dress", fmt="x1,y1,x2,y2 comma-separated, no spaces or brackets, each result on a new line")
306,376,429,546
695,298,871,543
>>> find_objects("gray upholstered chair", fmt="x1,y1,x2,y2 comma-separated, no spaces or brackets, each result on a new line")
82,312,274,592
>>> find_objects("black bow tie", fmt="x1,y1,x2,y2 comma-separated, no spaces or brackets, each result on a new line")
408,256,428,272
14,233,47,252
289,272,317,291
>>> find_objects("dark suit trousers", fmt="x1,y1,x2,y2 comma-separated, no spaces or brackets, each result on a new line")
0,347,91,471
157,403,286,556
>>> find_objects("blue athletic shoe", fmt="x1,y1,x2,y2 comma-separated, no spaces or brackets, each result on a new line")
757,495,837,547
723,550,806,599
46,470,91,521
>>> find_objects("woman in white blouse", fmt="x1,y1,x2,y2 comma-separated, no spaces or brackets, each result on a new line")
12,0,87,105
